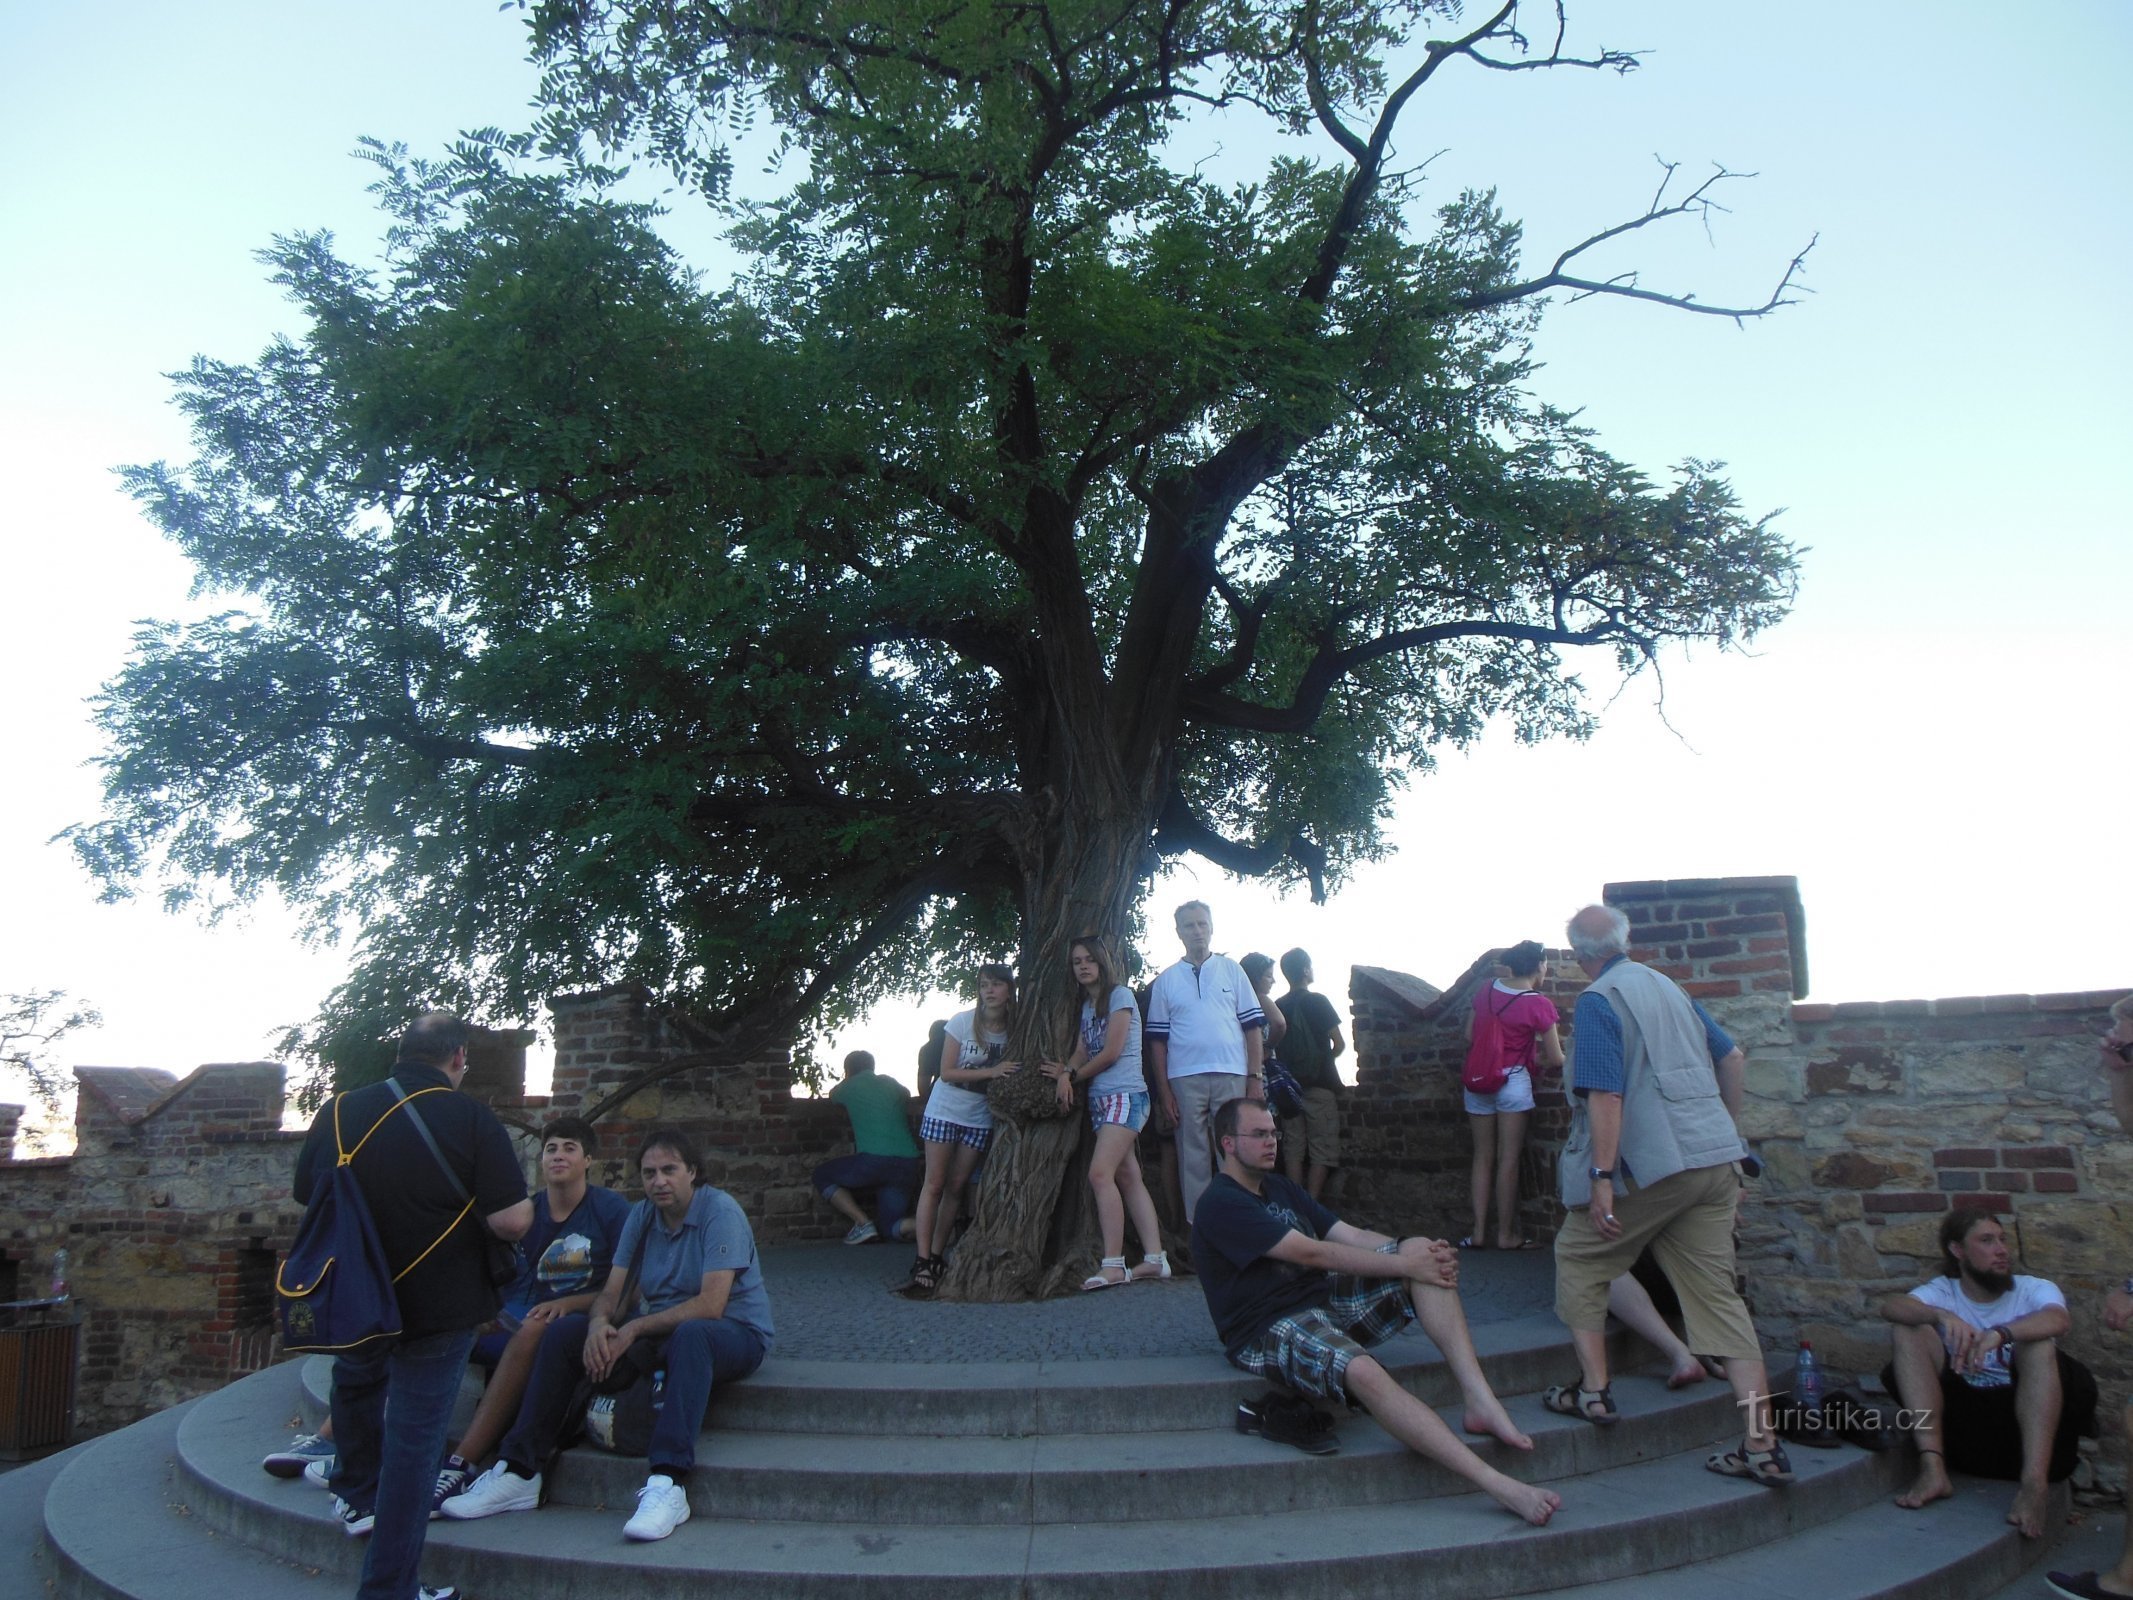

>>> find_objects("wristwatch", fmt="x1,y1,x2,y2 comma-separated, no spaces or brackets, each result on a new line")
1588,1167,1615,1182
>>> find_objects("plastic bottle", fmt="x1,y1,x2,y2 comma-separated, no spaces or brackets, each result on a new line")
50,1247,68,1301
1794,1336,1823,1413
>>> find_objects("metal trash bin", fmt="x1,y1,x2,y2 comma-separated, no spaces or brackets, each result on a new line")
0,1297,80,1457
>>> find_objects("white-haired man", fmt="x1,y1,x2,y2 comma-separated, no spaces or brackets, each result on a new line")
1549,904,1787,1488
1146,900,1264,1222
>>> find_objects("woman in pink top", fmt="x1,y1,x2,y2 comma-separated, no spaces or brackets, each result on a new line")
1462,940,1564,1250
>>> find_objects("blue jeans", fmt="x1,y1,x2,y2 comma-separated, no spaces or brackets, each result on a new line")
811,1151,924,1234
502,1311,767,1480
332,1328,477,1600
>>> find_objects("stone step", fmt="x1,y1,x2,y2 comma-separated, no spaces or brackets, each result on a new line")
39,1400,316,1600
215,1360,1741,1525
298,1310,1652,1437
1541,1478,2070,1600
170,1433,1910,1600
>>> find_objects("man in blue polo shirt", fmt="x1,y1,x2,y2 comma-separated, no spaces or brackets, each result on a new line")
1551,903,1784,1489
1147,900,1264,1222
442,1126,773,1542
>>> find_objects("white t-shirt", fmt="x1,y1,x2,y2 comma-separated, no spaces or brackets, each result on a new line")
922,1008,1005,1130
1145,954,1264,1078
1081,985,1144,1096
1904,1273,2065,1389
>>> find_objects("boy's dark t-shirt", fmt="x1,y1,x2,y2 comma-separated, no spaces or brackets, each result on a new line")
1275,990,1343,1090
1191,1171,1344,1356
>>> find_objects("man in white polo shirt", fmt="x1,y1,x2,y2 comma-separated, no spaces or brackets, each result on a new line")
1147,900,1264,1222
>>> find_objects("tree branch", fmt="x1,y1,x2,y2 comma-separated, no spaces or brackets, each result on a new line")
1151,790,1329,904
1183,614,1652,735
1456,161,1815,322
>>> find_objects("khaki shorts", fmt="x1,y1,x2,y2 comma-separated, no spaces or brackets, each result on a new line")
1282,1085,1341,1167
1553,1162,1760,1361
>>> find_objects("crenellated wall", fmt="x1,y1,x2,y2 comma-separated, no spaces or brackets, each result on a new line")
5,874,2125,1445
1339,874,2132,1408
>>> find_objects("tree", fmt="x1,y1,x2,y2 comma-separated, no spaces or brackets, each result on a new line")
79,1,1803,1296
1,989,103,1152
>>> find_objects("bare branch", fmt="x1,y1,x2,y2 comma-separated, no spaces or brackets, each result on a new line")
1457,161,1816,322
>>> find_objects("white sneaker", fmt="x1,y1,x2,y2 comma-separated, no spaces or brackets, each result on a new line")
621,1475,690,1541
438,1460,542,1520
303,1455,336,1490
842,1220,878,1245
418,1587,461,1600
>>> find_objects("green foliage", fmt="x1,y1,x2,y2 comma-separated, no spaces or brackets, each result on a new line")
81,2,1799,1066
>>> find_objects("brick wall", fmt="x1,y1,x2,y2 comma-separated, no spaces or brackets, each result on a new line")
537,985,872,1245
1340,874,2132,1412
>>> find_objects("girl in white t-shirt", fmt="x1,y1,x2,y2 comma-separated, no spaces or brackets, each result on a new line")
905,963,1018,1296
1056,935,1169,1290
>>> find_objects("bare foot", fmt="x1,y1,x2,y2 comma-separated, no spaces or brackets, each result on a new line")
1894,1456,1953,1511
2007,1479,2049,1539
1462,1401,1534,1451
1665,1357,1708,1390
1482,1471,1561,1527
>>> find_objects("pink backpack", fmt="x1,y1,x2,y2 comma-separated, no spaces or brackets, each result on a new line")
1462,988,1517,1095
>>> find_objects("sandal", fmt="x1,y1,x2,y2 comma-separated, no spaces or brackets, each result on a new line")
896,1254,944,1298
1131,1252,1172,1282
1541,1381,1619,1426
1081,1257,1130,1292
1457,1237,1490,1250
1706,1437,1794,1486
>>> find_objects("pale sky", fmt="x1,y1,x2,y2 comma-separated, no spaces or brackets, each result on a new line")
1,3,2126,1121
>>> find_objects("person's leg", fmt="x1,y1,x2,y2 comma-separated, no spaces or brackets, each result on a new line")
1281,1114,1306,1185
1404,1278,1532,1451
2007,1336,2065,1538
329,1344,392,1513
1492,1110,1529,1247
933,1139,984,1251
494,1313,594,1477
1638,1170,1775,1451
1466,1112,1495,1245
355,1328,475,1600
644,1318,769,1482
2088,1398,2133,1593
1885,1326,1955,1509
1342,1355,1561,1526
912,1138,954,1258
1303,1086,1340,1203
1086,1121,1135,1270
1173,1073,1240,1223
813,1153,874,1228
1117,1144,1167,1269
1607,1273,1706,1387
873,1158,924,1239
455,1318,548,1468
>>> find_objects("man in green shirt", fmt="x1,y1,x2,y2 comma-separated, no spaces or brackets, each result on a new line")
812,1051,923,1244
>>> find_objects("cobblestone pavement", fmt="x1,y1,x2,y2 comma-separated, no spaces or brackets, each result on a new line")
760,1239,1557,1362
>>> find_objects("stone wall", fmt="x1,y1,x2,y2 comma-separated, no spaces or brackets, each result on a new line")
1341,874,2133,1409
0,1063,306,1435
536,985,868,1245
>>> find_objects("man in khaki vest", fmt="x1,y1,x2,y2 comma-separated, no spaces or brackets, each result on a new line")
1548,905,1788,1489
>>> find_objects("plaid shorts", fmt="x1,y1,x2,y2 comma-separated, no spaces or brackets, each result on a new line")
920,1115,992,1151
1229,1243,1413,1404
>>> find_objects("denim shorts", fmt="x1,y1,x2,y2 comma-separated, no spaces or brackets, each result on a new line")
1090,1090,1150,1133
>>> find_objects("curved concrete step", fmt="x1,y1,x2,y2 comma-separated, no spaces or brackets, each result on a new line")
297,1310,1653,1437
179,1435,1910,1600
216,1362,1743,1525
40,1399,314,1600
1543,1478,2069,1600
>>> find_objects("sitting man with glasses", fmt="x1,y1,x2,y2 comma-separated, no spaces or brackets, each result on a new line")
1189,1096,1561,1526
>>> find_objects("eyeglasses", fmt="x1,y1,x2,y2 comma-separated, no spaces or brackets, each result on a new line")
1234,1128,1281,1142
